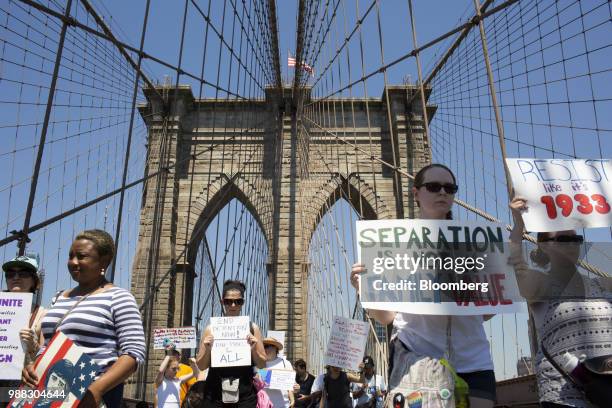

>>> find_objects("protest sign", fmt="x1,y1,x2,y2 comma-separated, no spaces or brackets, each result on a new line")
0,292,32,380
210,316,251,367
356,219,526,315
153,327,197,350
324,316,369,371
257,368,296,390
506,158,612,231
7,331,100,407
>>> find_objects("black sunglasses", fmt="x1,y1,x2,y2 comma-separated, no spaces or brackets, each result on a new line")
417,182,458,194
5,269,35,279
540,235,584,243
223,298,244,306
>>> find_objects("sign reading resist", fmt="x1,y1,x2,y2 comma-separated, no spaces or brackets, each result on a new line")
210,316,251,367
324,316,368,371
506,158,612,231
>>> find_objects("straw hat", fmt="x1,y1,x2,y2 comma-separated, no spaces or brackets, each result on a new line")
262,337,283,351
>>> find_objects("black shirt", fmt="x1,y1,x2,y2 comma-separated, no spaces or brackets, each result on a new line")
324,372,353,408
295,373,316,407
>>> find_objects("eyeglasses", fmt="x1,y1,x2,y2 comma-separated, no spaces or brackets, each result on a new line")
417,182,458,194
222,298,244,306
5,269,34,279
540,235,584,243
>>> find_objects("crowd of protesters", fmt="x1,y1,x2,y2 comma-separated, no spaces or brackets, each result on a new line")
2,163,611,407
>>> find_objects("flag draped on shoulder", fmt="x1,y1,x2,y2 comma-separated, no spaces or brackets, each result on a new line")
8,332,101,408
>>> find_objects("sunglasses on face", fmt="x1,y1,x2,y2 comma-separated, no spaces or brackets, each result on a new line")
5,270,34,279
417,182,458,194
222,298,244,306
540,235,584,243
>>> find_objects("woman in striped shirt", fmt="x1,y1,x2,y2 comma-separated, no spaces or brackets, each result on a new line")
21,229,146,407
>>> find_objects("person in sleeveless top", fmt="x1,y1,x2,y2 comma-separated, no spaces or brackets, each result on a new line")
351,164,496,408
21,230,146,408
320,366,364,408
509,197,612,408
155,347,198,407
196,280,266,407
1,254,46,408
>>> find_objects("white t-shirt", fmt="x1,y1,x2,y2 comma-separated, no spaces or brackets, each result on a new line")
157,377,181,407
394,313,493,373
264,356,293,407
311,373,325,393
351,374,386,406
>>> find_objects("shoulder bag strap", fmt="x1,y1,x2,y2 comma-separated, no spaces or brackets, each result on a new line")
28,304,40,328
52,287,105,332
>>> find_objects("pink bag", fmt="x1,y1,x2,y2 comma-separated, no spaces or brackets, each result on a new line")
253,376,273,408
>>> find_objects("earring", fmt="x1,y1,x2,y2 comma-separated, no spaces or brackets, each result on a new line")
101,269,105,276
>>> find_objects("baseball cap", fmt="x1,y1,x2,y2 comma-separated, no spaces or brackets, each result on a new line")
2,254,39,274
363,356,375,367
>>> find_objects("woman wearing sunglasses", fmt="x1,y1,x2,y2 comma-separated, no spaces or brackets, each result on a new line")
509,197,611,408
196,280,267,407
351,164,497,408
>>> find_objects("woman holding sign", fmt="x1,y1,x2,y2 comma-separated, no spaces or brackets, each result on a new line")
21,229,146,407
509,197,612,408
196,280,267,407
351,164,496,408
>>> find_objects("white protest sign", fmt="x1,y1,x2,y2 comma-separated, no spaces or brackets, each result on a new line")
324,316,369,371
210,316,251,367
0,292,32,380
506,158,612,231
153,327,197,350
258,368,296,390
356,219,526,315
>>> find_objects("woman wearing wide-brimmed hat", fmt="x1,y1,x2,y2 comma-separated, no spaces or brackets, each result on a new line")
262,337,294,407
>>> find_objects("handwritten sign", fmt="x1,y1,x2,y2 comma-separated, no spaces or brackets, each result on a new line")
210,316,251,367
258,368,296,390
324,316,369,371
506,158,612,231
0,292,32,380
153,327,196,350
356,219,526,315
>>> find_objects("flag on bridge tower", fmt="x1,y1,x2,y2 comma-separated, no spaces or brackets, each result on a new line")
288,52,314,77
7,332,101,408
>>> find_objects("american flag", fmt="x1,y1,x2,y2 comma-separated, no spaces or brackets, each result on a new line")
8,332,101,408
287,56,314,77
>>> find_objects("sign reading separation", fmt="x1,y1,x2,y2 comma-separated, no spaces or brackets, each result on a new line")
356,219,526,315
153,327,197,350
0,292,32,380
324,316,369,371
210,316,251,367
506,158,612,232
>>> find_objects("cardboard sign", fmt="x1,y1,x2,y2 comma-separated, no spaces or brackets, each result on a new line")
506,158,612,231
153,327,197,350
209,316,251,367
324,316,369,371
356,219,526,315
258,368,296,390
7,332,100,407
0,292,32,380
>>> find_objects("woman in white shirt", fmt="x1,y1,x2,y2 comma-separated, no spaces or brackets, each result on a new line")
351,164,496,408
262,338,295,408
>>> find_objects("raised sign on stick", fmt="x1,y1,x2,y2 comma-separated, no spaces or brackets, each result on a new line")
210,316,251,367
324,316,369,371
506,158,612,231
